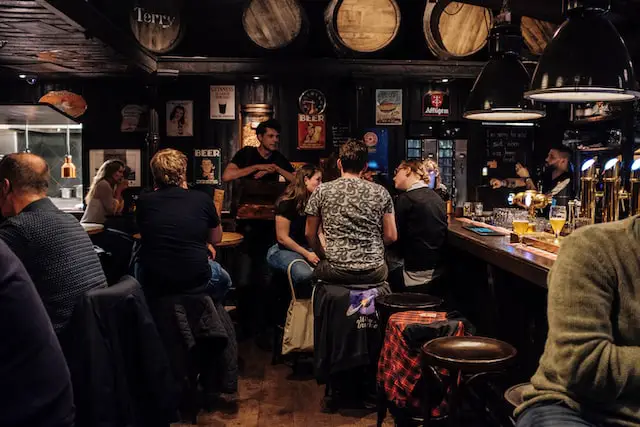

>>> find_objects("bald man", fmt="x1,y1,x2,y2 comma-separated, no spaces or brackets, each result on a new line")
0,153,107,334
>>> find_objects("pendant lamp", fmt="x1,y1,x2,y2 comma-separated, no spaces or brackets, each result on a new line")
464,10,545,121
525,0,640,103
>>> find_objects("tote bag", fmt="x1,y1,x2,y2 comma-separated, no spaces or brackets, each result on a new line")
281,259,314,355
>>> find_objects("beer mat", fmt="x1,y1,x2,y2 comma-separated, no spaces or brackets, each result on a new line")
510,243,558,261
456,217,512,235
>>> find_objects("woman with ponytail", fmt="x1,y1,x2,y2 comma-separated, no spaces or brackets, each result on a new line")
390,160,448,290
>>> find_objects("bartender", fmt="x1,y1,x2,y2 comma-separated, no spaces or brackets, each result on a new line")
222,119,294,183
490,146,574,205
222,119,294,349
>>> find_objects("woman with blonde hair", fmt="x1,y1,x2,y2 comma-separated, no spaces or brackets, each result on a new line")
423,158,449,201
390,159,447,290
267,163,322,293
81,159,127,224
135,148,231,300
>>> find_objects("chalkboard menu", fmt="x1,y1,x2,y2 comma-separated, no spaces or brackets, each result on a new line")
485,127,533,176
331,124,351,146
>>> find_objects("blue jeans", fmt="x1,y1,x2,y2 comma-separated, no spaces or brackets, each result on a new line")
135,259,232,302
517,403,599,427
266,244,314,293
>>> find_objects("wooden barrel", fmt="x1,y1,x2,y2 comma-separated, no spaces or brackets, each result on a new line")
423,0,493,59
325,0,401,54
129,0,183,54
521,17,558,56
243,0,306,50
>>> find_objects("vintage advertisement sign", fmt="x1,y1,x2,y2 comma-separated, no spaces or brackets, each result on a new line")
166,100,193,137
297,114,326,150
375,89,402,126
193,148,222,185
422,90,450,117
210,85,235,120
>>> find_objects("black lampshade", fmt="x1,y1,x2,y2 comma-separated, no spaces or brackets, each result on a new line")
464,25,545,121
525,5,640,102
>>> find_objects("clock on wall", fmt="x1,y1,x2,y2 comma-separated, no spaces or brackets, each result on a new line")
298,89,327,115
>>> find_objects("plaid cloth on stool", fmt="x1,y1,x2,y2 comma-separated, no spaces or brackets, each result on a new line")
377,311,465,416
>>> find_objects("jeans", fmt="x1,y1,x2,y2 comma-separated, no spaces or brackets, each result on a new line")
516,403,599,427
135,259,232,302
266,244,314,293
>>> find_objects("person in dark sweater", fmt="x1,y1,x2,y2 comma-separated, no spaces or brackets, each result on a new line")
0,153,107,334
136,148,231,300
266,164,322,293
0,238,75,427
390,160,447,289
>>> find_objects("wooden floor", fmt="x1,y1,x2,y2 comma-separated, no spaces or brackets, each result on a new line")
172,340,394,427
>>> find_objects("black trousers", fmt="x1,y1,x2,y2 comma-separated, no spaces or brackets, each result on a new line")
313,260,388,285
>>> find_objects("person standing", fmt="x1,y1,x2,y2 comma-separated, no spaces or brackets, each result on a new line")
222,119,295,183
0,153,107,334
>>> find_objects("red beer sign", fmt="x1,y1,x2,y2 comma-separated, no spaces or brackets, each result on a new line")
422,91,449,117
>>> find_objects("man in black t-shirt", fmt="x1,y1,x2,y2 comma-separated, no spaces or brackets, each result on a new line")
136,149,231,300
222,119,295,183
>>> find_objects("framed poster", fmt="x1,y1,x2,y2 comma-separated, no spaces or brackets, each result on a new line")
375,89,402,126
166,100,193,137
89,149,142,187
120,104,148,132
193,148,222,185
297,114,326,150
422,90,450,117
210,85,236,120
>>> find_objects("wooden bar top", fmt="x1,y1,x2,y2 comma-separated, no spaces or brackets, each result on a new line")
447,218,553,288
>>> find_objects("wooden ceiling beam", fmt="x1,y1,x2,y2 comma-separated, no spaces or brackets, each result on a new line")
157,56,486,79
36,0,157,73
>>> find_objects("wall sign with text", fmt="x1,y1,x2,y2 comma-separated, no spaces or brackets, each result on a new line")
193,148,221,185
422,90,450,117
210,85,236,120
297,89,326,150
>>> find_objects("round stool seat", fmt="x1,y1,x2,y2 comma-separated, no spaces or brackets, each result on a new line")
504,382,534,408
377,292,443,310
422,336,517,373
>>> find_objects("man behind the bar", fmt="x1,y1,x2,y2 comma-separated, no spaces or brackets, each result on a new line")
222,119,295,183
515,216,640,427
0,238,74,427
305,139,397,283
0,153,107,334
490,146,574,204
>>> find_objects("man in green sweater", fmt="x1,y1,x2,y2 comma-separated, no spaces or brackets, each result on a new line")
516,216,640,427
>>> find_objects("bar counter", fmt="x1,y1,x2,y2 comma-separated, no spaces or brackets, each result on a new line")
447,218,553,288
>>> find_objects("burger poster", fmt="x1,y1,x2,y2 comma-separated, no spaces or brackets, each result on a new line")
375,89,402,126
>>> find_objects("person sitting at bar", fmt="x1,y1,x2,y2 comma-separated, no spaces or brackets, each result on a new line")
423,158,450,202
0,153,106,334
490,146,574,205
0,238,74,427
389,160,447,289
135,148,231,301
305,139,397,284
222,119,295,183
515,216,640,427
267,164,322,294
81,159,127,224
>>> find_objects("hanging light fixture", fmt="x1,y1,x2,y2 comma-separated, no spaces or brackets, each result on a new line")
61,125,76,179
464,2,545,121
525,0,640,103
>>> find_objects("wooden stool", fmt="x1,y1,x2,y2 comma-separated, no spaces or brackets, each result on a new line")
421,336,517,427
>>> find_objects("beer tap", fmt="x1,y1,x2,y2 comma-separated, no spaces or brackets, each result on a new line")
579,158,597,222
630,159,640,216
601,157,622,223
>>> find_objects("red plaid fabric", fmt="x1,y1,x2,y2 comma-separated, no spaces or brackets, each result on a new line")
377,311,464,414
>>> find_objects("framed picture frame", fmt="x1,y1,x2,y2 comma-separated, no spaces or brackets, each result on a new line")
166,100,194,137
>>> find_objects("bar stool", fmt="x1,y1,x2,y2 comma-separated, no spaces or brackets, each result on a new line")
376,292,443,335
421,336,517,427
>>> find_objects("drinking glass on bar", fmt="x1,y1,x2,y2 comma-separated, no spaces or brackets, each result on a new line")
549,205,567,243
512,210,529,243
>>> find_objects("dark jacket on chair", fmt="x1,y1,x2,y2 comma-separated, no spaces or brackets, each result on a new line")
149,293,238,398
60,276,178,427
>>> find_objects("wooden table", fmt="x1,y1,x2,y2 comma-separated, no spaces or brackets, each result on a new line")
131,231,243,248
81,223,104,235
